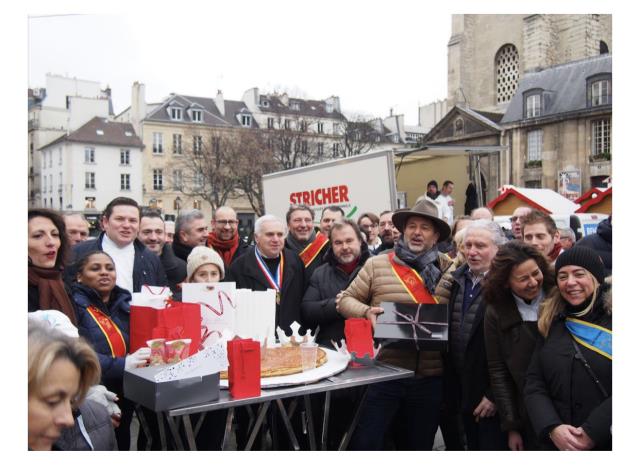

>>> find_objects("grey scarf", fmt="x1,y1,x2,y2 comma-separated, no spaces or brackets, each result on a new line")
394,238,442,294
285,230,316,253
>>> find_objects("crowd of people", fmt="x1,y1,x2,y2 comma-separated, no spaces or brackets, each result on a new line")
27,177,612,451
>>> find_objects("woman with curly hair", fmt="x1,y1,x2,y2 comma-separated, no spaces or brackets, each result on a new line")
483,241,554,450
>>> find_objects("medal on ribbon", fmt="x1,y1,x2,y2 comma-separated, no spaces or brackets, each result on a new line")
255,247,284,304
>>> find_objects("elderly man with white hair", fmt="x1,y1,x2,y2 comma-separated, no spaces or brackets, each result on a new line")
435,219,508,450
227,214,307,336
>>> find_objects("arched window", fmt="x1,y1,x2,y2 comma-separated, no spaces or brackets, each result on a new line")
495,44,520,105
600,41,609,55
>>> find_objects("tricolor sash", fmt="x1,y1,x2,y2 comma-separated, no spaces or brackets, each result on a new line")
388,253,437,304
255,247,284,294
86,306,127,358
565,317,612,360
299,233,329,268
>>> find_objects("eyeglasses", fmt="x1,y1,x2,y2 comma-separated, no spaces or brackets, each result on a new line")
510,216,522,222
215,220,238,226
360,223,378,230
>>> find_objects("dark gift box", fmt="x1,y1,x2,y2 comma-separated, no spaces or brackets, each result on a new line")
374,302,448,351
124,366,220,412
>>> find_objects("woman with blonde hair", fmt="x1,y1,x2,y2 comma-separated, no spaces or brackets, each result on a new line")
524,246,611,450
28,319,101,451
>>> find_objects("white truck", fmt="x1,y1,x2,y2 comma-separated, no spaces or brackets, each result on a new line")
262,150,400,222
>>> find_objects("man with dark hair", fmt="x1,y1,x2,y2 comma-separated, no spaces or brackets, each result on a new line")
521,210,562,262
138,210,186,293
319,206,345,237
285,204,330,277
435,180,455,225
172,209,209,262
67,197,166,293
425,180,440,200
302,219,370,346
374,210,396,254
207,206,250,270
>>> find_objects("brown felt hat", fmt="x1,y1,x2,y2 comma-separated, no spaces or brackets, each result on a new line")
392,198,451,242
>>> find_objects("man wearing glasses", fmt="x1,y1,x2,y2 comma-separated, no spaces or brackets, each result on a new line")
509,206,532,240
207,206,250,269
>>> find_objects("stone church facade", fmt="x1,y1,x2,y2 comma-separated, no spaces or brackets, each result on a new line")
424,14,612,204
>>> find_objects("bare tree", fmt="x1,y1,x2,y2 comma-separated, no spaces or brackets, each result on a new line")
334,116,381,157
234,129,277,215
173,127,240,213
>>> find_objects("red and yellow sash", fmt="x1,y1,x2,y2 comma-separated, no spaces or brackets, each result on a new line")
299,232,329,268
86,306,127,358
388,253,437,304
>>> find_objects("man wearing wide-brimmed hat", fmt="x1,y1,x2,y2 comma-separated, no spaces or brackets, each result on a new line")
337,198,452,450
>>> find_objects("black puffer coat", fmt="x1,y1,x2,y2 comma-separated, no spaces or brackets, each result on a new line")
524,281,612,450
301,241,370,347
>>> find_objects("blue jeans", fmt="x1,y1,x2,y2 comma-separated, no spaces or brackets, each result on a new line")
349,376,443,450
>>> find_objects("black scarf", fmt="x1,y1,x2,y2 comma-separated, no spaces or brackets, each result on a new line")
394,238,442,294
285,230,316,254
172,239,194,262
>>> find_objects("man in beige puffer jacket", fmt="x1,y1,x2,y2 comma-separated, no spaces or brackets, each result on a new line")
338,198,452,450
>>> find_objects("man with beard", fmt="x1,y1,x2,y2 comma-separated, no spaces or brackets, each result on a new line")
373,210,397,254
207,206,250,271
138,210,186,293
284,204,330,277
338,198,452,450
302,219,370,346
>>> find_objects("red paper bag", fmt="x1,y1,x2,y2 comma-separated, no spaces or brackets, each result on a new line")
227,339,261,399
130,302,202,355
345,318,374,360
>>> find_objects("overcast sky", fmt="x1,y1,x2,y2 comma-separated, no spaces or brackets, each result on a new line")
28,4,452,125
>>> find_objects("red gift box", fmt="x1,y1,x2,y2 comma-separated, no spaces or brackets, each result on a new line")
345,318,374,363
130,301,202,356
227,339,261,399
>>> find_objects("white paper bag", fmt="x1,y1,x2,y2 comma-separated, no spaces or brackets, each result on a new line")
131,285,172,308
182,282,236,347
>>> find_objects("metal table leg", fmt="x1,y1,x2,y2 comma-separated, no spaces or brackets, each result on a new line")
221,407,235,451
304,395,317,450
182,415,197,450
156,412,167,451
276,399,300,451
321,391,331,451
245,402,270,451
338,386,368,451
194,412,206,437
165,414,185,451
134,405,153,450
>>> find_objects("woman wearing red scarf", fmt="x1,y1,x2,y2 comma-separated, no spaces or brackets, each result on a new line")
28,209,76,324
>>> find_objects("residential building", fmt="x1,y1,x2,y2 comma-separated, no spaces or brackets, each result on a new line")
37,117,143,224
28,74,113,207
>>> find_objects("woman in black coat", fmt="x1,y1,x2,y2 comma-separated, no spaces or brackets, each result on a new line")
483,241,554,450
524,246,612,450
